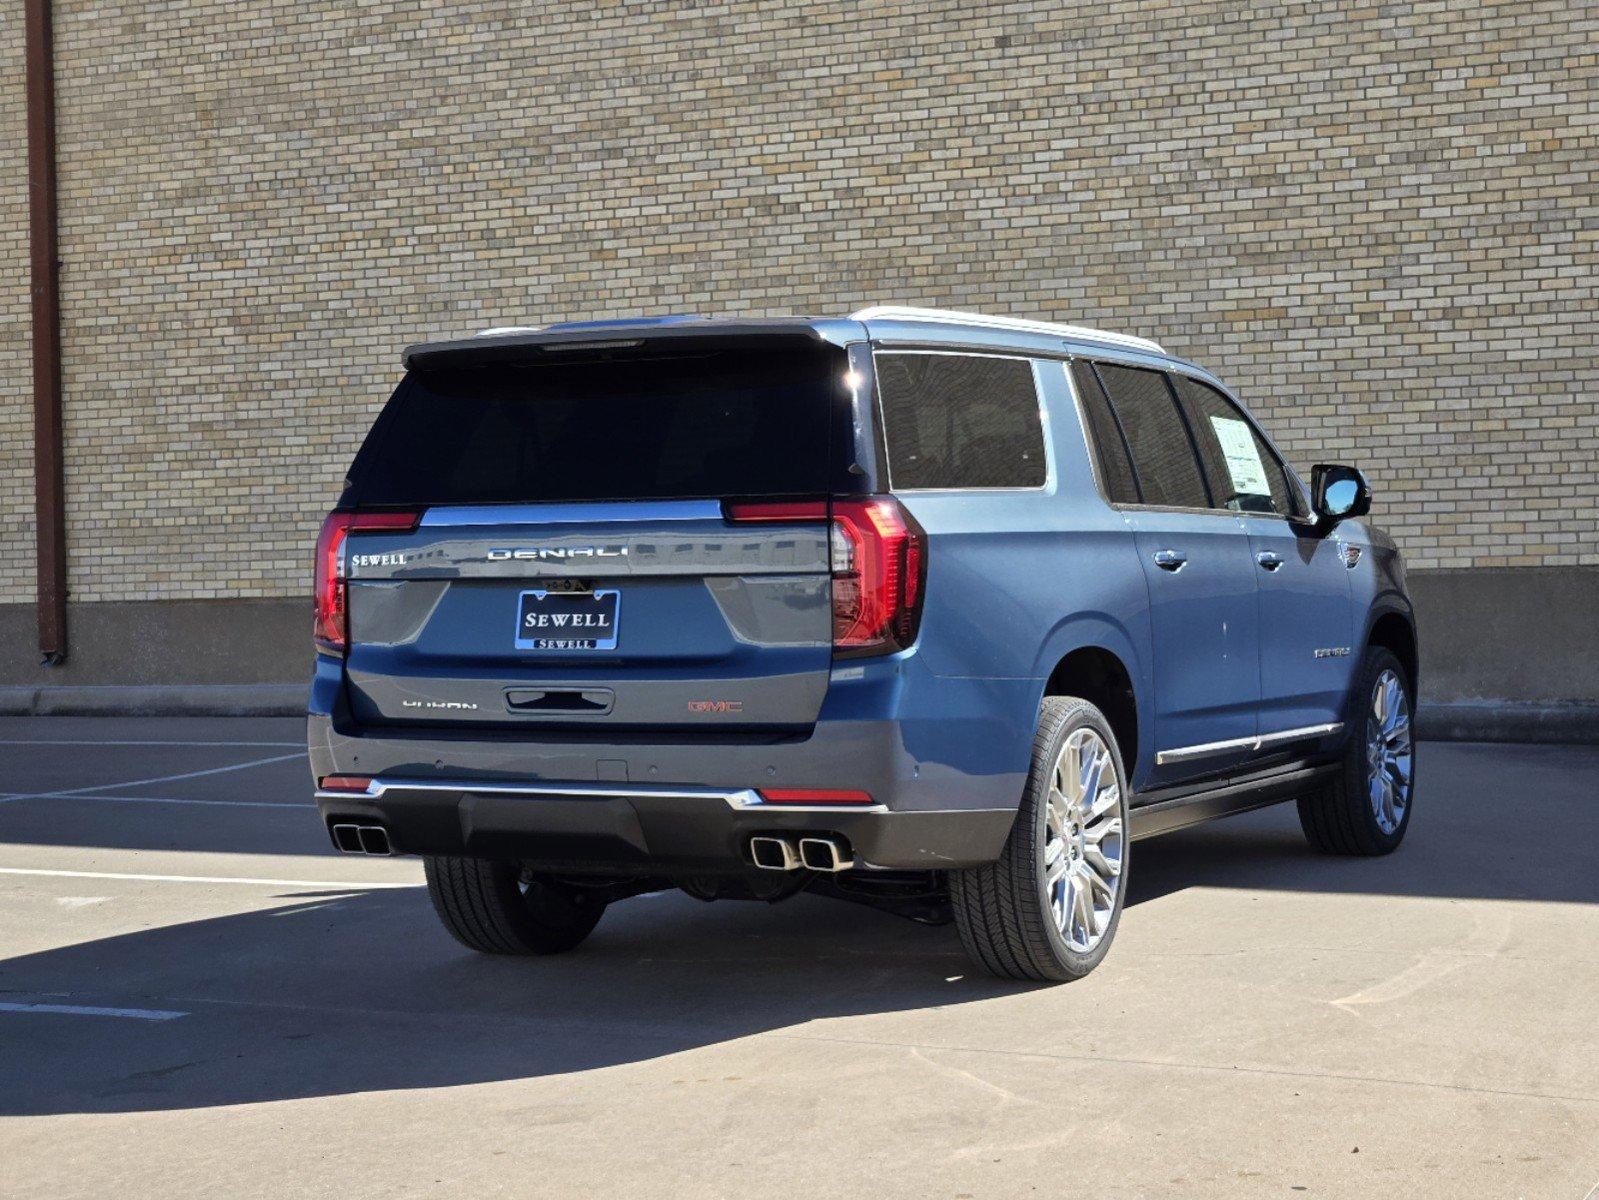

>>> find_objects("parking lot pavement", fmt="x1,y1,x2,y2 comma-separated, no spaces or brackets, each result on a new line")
0,716,1595,1199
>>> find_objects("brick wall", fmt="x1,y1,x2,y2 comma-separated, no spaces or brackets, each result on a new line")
0,3,31,604
1,0,1595,604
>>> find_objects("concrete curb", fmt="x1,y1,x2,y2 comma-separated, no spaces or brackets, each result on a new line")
1,686,1596,744
0,683,307,718
1413,702,1599,746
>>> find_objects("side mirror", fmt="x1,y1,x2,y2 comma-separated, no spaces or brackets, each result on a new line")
1311,463,1371,529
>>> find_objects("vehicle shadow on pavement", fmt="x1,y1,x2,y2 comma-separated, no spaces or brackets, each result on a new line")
0,885,1028,1117
2,741,1594,1116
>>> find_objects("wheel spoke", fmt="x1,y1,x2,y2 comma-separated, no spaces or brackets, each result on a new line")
1045,844,1068,886
1073,868,1096,940
1083,862,1116,900
1055,871,1076,935
1084,812,1121,845
1077,746,1103,812
1046,787,1070,836
1060,739,1083,804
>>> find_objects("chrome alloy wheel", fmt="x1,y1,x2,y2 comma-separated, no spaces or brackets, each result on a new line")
1366,668,1414,835
1043,728,1124,952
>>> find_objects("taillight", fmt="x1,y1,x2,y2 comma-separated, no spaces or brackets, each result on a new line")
314,510,421,654
723,495,926,658
723,500,829,522
829,497,925,657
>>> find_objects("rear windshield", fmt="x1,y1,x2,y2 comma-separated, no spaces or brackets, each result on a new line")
347,344,840,506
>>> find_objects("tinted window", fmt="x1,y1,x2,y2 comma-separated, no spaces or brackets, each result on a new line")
1171,375,1301,517
875,353,1047,489
1093,363,1209,509
1068,360,1140,503
347,345,837,506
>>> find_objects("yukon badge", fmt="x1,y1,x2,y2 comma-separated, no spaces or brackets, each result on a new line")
401,699,480,710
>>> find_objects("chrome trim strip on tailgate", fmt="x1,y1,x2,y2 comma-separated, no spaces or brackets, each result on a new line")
419,501,725,528
317,777,890,815
1155,722,1343,766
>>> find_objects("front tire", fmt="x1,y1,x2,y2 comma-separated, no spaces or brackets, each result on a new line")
424,857,606,955
1297,646,1416,855
951,697,1130,982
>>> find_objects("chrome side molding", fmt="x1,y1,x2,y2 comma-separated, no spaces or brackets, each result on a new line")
1155,722,1343,767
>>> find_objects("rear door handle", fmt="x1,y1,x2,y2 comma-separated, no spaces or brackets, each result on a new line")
1152,549,1187,572
1256,551,1284,571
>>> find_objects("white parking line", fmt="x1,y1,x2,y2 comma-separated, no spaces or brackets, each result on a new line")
0,739,305,749
3,792,314,810
0,867,419,889
0,1000,188,1021
0,751,308,804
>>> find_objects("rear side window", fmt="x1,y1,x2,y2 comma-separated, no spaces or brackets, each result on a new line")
1068,361,1140,504
875,352,1047,489
1170,375,1302,517
347,344,839,506
1093,363,1210,509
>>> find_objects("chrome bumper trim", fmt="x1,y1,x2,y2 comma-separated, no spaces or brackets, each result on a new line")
315,777,890,815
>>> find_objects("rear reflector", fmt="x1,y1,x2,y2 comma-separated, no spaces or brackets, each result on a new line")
758,788,875,806
318,775,374,794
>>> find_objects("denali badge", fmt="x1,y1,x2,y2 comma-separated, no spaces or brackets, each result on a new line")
1313,647,1351,659
488,546,628,561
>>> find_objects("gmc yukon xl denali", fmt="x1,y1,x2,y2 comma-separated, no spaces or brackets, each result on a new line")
309,306,1418,982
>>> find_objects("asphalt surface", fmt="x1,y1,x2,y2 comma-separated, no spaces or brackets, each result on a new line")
0,716,1595,1199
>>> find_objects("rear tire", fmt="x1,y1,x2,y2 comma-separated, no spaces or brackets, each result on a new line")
1297,646,1416,856
424,857,606,955
951,697,1129,982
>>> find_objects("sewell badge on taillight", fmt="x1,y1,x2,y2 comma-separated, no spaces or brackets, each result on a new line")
313,510,421,653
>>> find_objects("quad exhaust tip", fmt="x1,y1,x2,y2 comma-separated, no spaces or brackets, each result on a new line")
330,822,394,856
748,835,800,871
748,834,853,872
798,836,853,872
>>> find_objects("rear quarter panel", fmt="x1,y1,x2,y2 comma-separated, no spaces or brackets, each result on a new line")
895,359,1156,790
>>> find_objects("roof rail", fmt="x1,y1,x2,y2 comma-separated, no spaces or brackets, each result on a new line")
849,306,1165,356
475,325,543,337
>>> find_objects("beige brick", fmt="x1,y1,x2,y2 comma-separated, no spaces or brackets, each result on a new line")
0,0,1595,604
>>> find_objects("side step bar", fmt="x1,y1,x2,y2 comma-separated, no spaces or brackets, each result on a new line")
1129,763,1338,841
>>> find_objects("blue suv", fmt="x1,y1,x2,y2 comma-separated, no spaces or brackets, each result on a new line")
309,306,1417,982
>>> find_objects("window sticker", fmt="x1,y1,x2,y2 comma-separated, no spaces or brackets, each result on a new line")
1208,415,1271,497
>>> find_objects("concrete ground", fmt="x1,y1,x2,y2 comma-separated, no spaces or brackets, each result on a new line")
0,717,1594,1199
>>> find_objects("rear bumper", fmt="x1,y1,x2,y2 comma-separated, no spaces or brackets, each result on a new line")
308,650,1035,871
313,776,1015,871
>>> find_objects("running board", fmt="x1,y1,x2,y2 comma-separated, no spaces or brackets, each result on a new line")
1128,763,1338,841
